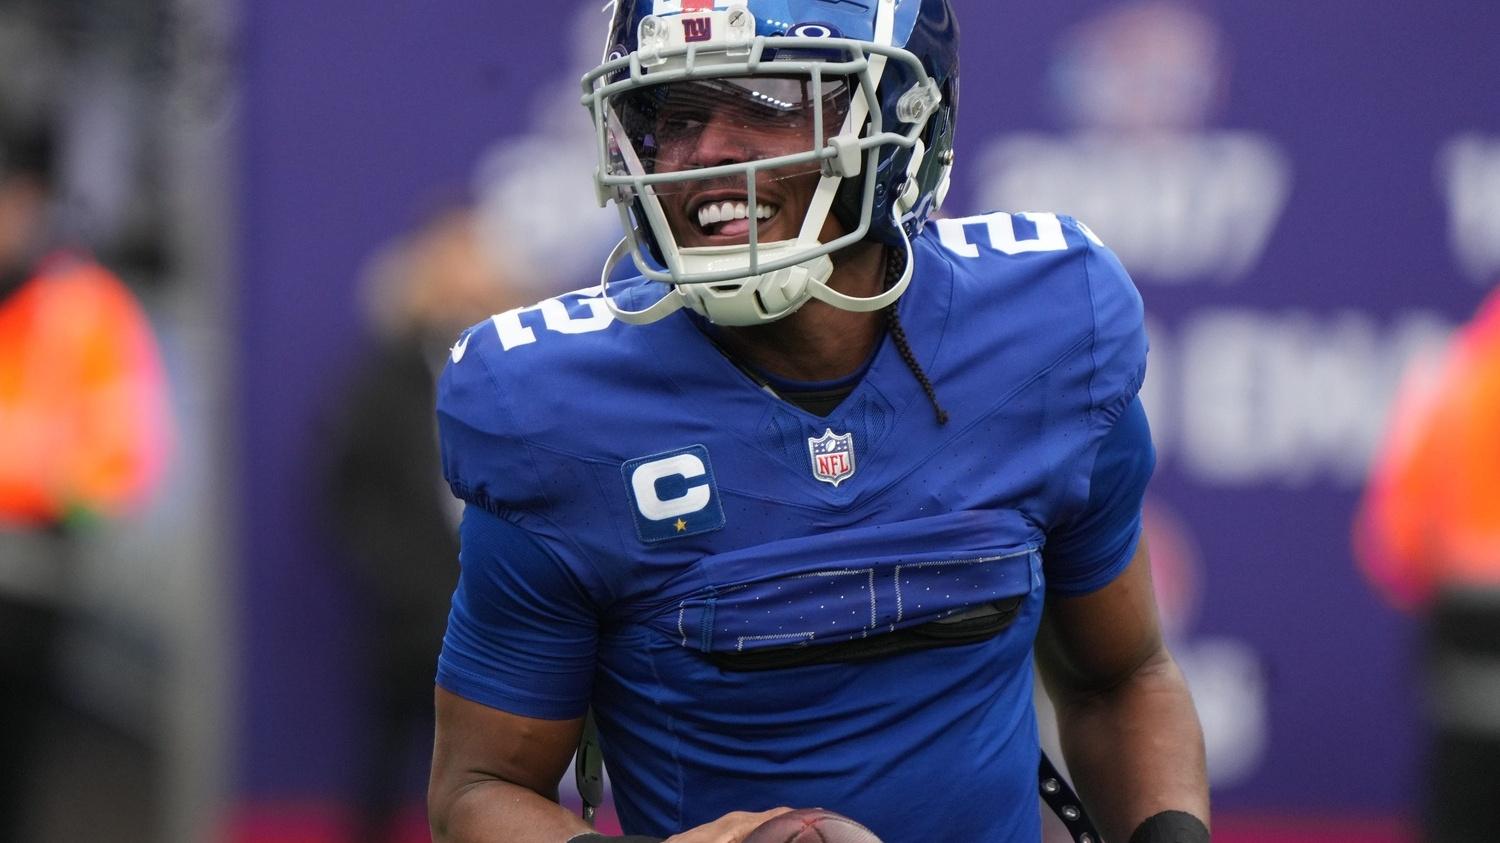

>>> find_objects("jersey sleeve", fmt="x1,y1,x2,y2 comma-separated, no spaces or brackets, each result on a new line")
438,320,561,514
1043,396,1155,596
1073,218,1148,426
437,504,601,719
1043,220,1153,596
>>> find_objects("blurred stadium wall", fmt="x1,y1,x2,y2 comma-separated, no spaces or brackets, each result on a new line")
0,0,236,841
223,2,1499,842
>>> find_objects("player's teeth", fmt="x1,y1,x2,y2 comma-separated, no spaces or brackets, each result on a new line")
696,200,776,229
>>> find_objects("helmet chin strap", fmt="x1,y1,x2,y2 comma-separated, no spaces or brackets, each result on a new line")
675,241,833,325
807,222,914,313
598,231,838,327
599,236,684,325
601,218,914,327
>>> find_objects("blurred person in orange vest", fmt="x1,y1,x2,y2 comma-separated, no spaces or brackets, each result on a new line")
1355,285,1500,842
0,122,171,840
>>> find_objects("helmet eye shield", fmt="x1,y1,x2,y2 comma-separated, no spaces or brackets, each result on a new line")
605,74,854,194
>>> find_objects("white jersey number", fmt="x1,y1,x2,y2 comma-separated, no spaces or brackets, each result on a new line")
492,287,615,351
935,212,1070,258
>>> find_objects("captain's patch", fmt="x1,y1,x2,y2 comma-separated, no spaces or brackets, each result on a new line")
623,445,726,543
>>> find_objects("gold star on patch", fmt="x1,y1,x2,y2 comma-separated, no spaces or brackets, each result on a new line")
674,518,688,532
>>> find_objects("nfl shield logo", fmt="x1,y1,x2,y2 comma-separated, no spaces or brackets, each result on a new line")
807,429,856,487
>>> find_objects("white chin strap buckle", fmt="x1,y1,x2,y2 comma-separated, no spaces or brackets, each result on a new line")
680,253,833,326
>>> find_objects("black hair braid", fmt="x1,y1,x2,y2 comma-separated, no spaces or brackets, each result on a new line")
883,248,949,426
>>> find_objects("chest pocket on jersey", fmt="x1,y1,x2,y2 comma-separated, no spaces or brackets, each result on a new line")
707,595,1028,671
663,509,1042,670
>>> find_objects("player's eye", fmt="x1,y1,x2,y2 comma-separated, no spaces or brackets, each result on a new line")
656,109,708,140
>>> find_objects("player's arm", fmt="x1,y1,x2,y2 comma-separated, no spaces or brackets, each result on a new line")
1035,538,1209,843
429,690,593,843
426,506,606,842
429,692,790,843
1033,397,1208,842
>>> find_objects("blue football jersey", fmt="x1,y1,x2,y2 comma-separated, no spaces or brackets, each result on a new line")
436,213,1150,842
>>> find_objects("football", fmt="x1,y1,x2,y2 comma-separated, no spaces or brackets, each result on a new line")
742,808,885,843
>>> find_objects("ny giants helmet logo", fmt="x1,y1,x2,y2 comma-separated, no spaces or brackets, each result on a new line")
682,17,713,42
807,429,856,486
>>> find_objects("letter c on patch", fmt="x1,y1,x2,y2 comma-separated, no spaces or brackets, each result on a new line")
631,453,710,520
622,445,726,543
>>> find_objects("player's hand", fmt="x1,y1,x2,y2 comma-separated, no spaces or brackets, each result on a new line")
663,807,796,843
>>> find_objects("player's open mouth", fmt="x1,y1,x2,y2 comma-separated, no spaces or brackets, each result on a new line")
693,200,777,238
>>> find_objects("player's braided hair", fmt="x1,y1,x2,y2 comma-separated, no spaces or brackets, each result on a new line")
884,248,949,425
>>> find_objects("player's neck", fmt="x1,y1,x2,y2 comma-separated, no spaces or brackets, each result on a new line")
717,241,887,383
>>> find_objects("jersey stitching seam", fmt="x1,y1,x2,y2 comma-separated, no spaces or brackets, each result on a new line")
843,227,1092,507
1079,221,1103,424
894,546,1037,623
508,507,623,608
469,337,622,604
1046,224,1142,592
917,227,958,397
642,634,688,831
852,331,1093,507
473,334,557,512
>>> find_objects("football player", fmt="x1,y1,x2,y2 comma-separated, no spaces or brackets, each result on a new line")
427,2,1210,842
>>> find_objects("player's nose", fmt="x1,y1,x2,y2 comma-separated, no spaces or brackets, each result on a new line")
686,110,750,169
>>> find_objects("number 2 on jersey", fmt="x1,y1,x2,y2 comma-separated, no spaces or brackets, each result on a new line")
935,212,1070,258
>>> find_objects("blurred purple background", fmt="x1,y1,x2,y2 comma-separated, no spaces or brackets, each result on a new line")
3,1,1492,840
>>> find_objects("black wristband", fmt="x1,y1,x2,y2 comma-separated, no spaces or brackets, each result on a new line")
566,835,664,843
1129,810,1210,843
